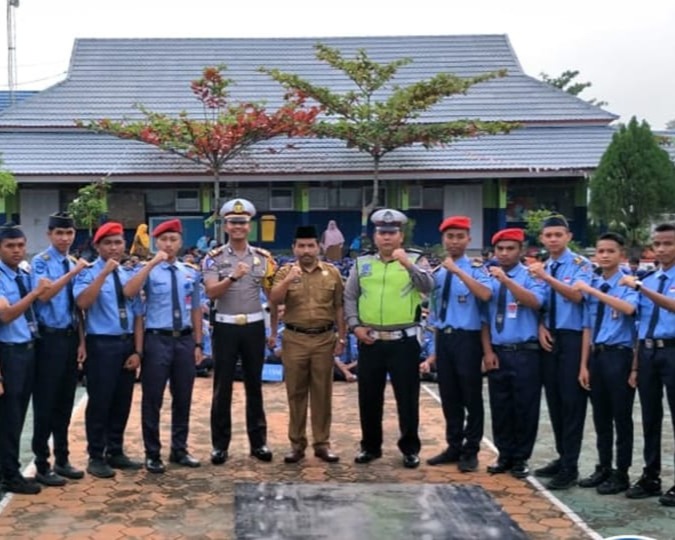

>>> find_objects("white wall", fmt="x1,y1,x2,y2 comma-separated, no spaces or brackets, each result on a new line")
19,189,60,255
443,184,483,251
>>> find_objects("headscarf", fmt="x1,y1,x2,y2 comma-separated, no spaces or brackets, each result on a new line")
321,220,345,250
130,223,150,257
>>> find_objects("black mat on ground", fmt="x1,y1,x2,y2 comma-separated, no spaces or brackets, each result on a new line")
235,482,528,540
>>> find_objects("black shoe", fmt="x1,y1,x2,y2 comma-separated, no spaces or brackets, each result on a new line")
250,446,273,462
314,448,339,463
144,457,166,474
597,470,629,495
547,469,579,490
626,474,662,499
487,457,513,474
210,449,228,465
106,453,143,470
354,450,382,464
284,449,306,464
534,459,561,478
511,460,530,479
54,462,85,480
3,475,41,495
169,451,201,468
35,469,67,487
427,448,461,466
403,454,420,469
578,465,611,488
659,485,675,507
87,458,116,479
458,454,478,473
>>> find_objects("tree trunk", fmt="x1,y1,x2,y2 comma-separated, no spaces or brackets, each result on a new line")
361,156,381,237
213,170,222,244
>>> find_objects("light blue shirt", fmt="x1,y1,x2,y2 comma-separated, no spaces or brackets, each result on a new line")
337,333,359,364
31,245,76,329
582,271,637,347
143,261,201,330
73,258,142,335
633,265,675,340
0,261,34,343
544,249,592,331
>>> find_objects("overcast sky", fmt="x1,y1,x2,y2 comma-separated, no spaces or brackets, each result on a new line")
1,0,673,129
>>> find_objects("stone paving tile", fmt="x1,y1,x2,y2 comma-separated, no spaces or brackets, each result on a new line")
0,379,593,539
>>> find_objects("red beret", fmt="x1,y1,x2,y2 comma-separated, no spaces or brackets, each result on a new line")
439,216,471,232
93,222,124,244
491,228,525,245
152,219,182,238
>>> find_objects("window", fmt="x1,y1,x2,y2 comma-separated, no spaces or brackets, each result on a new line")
407,185,423,208
270,188,293,210
145,189,176,213
175,190,200,212
219,187,270,212
309,187,328,209
506,181,575,222
423,187,443,209
339,187,362,209
363,186,387,208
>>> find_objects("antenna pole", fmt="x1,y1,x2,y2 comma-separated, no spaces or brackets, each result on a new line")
7,0,19,105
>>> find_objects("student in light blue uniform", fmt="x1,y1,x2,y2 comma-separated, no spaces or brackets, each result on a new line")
334,332,358,382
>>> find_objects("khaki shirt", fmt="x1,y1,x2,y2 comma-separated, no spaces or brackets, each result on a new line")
273,261,343,328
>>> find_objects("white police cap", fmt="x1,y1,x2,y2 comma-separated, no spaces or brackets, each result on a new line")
219,198,257,222
370,208,407,232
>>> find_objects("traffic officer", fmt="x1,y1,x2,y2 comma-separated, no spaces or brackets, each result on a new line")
574,232,637,495
621,222,675,506
528,214,592,490
427,216,491,473
31,212,89,487
73,222,144,479
481,228,546,479
344,209,433,469
122,219,203,474
270,225,346,464
0,224,51,494
203,198,276,464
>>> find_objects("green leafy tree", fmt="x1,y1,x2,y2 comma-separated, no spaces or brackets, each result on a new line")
261,44,515,236
67,180,111,237
0,167,17,198
524,208,583,253
79,66,321,242
540,69,608,107
590,117,675,247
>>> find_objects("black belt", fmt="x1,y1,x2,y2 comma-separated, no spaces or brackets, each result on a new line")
493,342,540,352
38,325,77,336
640,339,675,350
146,328,193,338
285,323,334,335
550,329,582,336
439,327,479,335
0,341,34,350
593,344,632,352
88,334,134,341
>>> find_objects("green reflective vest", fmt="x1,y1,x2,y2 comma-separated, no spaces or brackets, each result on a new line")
357,253,422,327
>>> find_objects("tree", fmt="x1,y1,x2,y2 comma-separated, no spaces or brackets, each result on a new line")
590,117,675,247
540,70,608,107
67,180,111,237
0,167,17,198
666,119,675,130
261,44,515,236
79,66,321,241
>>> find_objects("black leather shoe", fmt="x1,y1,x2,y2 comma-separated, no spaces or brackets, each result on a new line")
106,453,143,470
458,454,478,473
510,460,530,479
547,468,579,490
210,449,228,465
54,462,85,480
578,465,611,488
35,469,67,487
427,449,461,466
659,485,675,507
534,459,561,478
86,458,116,479
250,446,273,462
314,448,339,463
597,470,629,495
487,458,512,474
403,454,420,469
145,457,166,474
284,449,306,464
626,474,662,499
3,476,41,495
354,450,382,464
169,451,201,468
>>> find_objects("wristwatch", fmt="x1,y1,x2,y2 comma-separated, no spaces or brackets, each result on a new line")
634,280,643,292
227,274,238,282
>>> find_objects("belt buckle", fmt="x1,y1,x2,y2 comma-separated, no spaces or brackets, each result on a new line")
656,339,665,349
234,314,248,326
644,339,654,349
443,327,453,334
172,330,181,337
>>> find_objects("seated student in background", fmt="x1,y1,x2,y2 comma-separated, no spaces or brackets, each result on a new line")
334,332,358,382
265,304,285,365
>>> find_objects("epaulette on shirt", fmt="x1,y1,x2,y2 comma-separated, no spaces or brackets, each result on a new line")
207,246,224,259
573,255,590,266
252,246,273,259
471,258,484,268
40,252,50,261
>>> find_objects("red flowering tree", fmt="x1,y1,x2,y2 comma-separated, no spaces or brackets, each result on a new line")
79,65,321,241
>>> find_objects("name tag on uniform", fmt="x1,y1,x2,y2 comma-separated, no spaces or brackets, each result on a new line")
507,302,518,319
611,309,619,319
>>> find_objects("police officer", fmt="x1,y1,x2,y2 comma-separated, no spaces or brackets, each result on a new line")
621,223,675,506
528,214,592,490
73,222,144,479
0,224,52,494
203,198,276,464
481,228,546,479
122,219,203,474
270,225,346,464
427,216,492,473
573,232,637,495
344,209,433,469
31,212,89,487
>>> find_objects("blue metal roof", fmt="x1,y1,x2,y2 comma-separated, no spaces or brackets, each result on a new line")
0,91,38,112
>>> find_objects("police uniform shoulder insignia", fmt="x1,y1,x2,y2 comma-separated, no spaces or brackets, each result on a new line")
41,252,50,261
252,246,273,259
207,245,224,259
471,258,484,268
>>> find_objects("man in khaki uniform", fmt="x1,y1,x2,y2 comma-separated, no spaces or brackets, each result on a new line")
270,226,346,464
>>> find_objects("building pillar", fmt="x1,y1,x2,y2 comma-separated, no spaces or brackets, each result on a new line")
295,183,309,225
482,179,506,246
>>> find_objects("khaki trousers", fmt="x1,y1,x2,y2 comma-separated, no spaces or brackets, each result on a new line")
281,330,335,451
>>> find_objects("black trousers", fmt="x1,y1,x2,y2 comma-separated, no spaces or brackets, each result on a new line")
84,335,136,459
142,333,196,459
436,330,483,456
357,336,421,455
541,330,588,471
0,342,35,480
32,330,79,471
637,344,675,476
488,348,541,461
588,348,634,472
210,321,267,451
